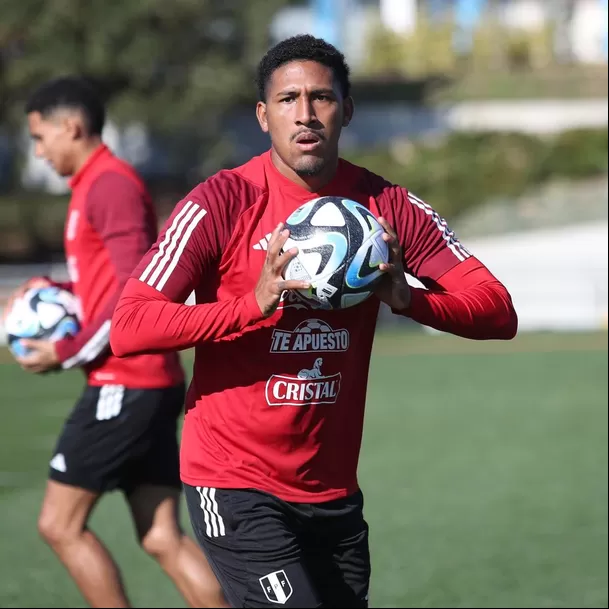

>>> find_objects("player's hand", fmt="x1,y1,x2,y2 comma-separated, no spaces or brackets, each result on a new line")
2,277,52,321
15,339,61,374
254,222,311,318
374,217,411,311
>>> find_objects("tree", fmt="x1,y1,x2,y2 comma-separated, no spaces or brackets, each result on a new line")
0,0,291,182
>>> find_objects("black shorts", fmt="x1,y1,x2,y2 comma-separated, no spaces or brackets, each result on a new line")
49,383,185,495
183,484,370,608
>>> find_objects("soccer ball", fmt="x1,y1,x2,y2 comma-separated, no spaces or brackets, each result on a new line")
4,285,81,358
282,196,389,309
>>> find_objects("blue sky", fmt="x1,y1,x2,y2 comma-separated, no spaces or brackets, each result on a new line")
455,0,486,28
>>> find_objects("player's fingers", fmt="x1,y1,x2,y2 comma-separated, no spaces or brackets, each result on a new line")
277,279,311,293
2,279,50,320
381,231,401,261
16,355,38,370
3,289,25,319
27,277,51,288
378,217,401,256
263,223,282,260
274,245,299,273
379,262,400,277
267,224,290,259
377,217,398,240
20,339,42,350
380,226,399,245
12,278,47,301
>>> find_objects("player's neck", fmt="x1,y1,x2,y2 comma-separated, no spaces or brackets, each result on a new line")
270,148,338,193
71,137,104,176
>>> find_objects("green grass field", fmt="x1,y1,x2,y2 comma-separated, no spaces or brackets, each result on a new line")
0,330,607,608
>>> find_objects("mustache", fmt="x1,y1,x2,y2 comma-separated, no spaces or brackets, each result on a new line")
291,129,325,142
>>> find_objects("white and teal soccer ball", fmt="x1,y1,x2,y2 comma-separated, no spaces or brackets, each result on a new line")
282,196,389,310
5,286,80,358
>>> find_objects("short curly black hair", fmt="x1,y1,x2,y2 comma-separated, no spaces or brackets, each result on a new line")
25,76,105,136
256,34,351,102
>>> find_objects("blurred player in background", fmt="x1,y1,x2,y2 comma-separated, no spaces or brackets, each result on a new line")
111,35,518,608
7,77,226,608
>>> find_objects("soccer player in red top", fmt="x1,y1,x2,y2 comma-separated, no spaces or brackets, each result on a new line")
111,35,518,608
10,77,225,608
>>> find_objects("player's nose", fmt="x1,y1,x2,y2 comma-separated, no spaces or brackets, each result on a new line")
294,96,316,125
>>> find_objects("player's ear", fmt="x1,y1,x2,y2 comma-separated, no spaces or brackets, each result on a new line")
64,114,83,141
256,101,269,133
342,96,354,127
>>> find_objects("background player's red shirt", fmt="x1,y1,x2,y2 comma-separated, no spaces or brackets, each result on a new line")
112,150,517,502
55,144,184,388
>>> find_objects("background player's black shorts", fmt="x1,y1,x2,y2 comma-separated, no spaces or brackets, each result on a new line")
183,484,370,608
49,383,185,495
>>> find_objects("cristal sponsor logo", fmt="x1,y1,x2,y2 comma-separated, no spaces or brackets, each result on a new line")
270,319,350,353
265,358,341,406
